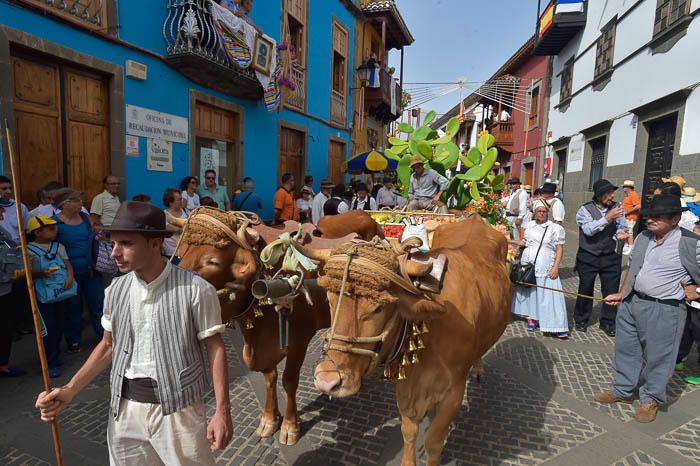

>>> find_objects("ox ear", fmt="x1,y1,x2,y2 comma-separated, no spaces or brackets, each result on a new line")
398,298,447,322
231,247,258,282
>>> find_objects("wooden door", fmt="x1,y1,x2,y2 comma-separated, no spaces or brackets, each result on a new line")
11,56,63,207
279,126,305,191
642,115,677,208
523,162,534,187
328,140,345,184
65,68,110,202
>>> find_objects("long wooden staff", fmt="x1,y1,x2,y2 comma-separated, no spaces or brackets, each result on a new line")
3,119,64,466
515,281,604,301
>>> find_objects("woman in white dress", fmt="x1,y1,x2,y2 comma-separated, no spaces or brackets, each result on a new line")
510,200,568,338
180,176,201,210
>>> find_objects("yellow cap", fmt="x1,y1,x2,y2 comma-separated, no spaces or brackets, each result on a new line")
27,215,58,233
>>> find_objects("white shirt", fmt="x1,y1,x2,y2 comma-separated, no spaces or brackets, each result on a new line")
506,189,528,219
521,221,566,277
182,191,200,210
101,261,224,380
544,197,565,222
352,196,377,211
311,192,330,225
29,203,56,219
680,198,699,231
0,199,29,243
90,190,121,226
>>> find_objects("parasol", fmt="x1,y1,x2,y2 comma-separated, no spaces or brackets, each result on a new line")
342,149,398,173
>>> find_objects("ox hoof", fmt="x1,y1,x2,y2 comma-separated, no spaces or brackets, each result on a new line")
256,417,280,438
278,423,300,446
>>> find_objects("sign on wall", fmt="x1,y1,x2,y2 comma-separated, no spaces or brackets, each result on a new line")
200,147,220,181
126,105,188,144
126,135,139,157
147,139,173,172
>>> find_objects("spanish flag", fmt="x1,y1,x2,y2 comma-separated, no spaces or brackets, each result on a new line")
539,2,555,37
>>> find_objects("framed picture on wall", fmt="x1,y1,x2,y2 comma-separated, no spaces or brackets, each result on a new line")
252,35,273,75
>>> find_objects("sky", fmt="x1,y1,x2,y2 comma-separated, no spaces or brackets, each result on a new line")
389,0,543,121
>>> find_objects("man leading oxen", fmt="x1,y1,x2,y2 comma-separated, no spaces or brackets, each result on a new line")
309,216,511,466
173,207,380,445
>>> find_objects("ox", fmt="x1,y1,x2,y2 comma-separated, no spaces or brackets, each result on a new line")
310,216,511,466
175,208,378,445
316,210,384,241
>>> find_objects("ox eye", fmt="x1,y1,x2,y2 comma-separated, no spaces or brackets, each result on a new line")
204,258,221,267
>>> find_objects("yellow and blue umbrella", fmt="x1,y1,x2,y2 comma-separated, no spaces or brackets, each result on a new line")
342,149,398,173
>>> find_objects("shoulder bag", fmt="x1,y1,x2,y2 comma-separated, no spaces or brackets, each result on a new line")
510,225,549,286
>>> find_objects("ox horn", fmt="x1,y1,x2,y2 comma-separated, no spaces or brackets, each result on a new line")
406,260,433,277
244,227,260,246
166,215,187,228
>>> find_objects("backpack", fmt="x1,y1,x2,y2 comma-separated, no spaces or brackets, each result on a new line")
27,242,78,303
0,228,22,285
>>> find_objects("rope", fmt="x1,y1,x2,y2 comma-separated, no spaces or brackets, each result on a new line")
515,281,603,301
259,228,318,272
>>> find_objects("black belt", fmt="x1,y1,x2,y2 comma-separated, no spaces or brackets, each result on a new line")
505,213,517,217
121,377,160,404
633,291,683,307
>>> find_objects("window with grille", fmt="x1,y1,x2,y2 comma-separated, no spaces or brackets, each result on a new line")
654,0,689,36
594,22,616,78
331,21,348,95
588,137,606,191
560,59,574,103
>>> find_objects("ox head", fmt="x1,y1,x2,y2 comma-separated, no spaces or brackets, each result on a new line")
175,210,261,324
309,240,447,398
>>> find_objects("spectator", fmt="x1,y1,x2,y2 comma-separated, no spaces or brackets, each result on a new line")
0,175,29,243
52,188,104,352
29,186,56,219
680,187,700,231
197,169,230,210
541,182,565,224
653,181,682,197
510,200,568,338
676,219,700,378
376,177,406,209
180,176,200,211
597,195,698,423
90,176,121,228
312,179,334,224
273,173,298,224
26,216,75,378
323,184,350,217
622,180,641,255
505,178,529,241
296,187,313,223
163,188,189,257
574,179,629,336
44,181,89,216
0,199,25,378
351,183,377,211
200,196,218,208
302,175,315,197
132,194,151,203
232,177,263,215
407,155,449,214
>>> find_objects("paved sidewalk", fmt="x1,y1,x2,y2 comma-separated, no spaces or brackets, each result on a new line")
1,253,699,465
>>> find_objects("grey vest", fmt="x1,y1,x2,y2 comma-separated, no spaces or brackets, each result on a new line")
109,265,209,418
578,201,618,256
623,228,700,300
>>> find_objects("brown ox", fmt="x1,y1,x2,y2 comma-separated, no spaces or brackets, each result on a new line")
175,209,378,445
316,210,384,241
311,216,511,466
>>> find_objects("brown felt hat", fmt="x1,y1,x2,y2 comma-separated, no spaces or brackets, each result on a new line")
98,201,172,237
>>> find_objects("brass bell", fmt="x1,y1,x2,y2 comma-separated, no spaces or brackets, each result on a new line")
412,322,421,336
408,339,417,352
401,353,410,367
397,368,407,380
245,318,254,330
421,322,429,334
415,336,425,350
411,352,419,364
254,306,264,318
383,366,394,379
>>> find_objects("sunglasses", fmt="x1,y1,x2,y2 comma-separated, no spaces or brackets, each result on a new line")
206,177,215,180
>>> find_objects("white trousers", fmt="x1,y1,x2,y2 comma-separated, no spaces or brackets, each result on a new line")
108,399,216,466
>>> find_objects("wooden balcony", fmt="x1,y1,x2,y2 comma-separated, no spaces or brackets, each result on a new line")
364,68,402,124
286,62,307,112
330,91,346,126
19,0,109,30
534,0,587,56
164,0,263,100
491,121,514,150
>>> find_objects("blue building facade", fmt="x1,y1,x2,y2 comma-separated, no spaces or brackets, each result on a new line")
0,0,359,220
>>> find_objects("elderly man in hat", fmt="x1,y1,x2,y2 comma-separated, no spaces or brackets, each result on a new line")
406,155,449,214
505,177,529,240
574,179,630,336
540,182,565,224
36,201,233,464
312,179,334,224
596,195,700,423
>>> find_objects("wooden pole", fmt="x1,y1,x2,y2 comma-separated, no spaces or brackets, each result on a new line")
3,120,64,466
516,281,604,301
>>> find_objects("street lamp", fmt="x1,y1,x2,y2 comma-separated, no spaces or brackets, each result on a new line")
356,63,370,88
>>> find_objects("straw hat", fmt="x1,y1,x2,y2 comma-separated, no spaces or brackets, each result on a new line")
410,155,424,168
682,187,700,203
622,180,635,188
661,175,686,189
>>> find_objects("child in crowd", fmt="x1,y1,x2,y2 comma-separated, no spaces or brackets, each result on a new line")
26,216,76,378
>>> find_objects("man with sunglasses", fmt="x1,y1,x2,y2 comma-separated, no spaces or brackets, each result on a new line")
197,169,230,211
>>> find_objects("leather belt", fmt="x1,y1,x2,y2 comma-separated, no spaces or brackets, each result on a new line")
121,377,160,404
633,291,683,307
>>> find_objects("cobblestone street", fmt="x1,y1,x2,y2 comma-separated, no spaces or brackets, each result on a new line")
1,246,700,465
